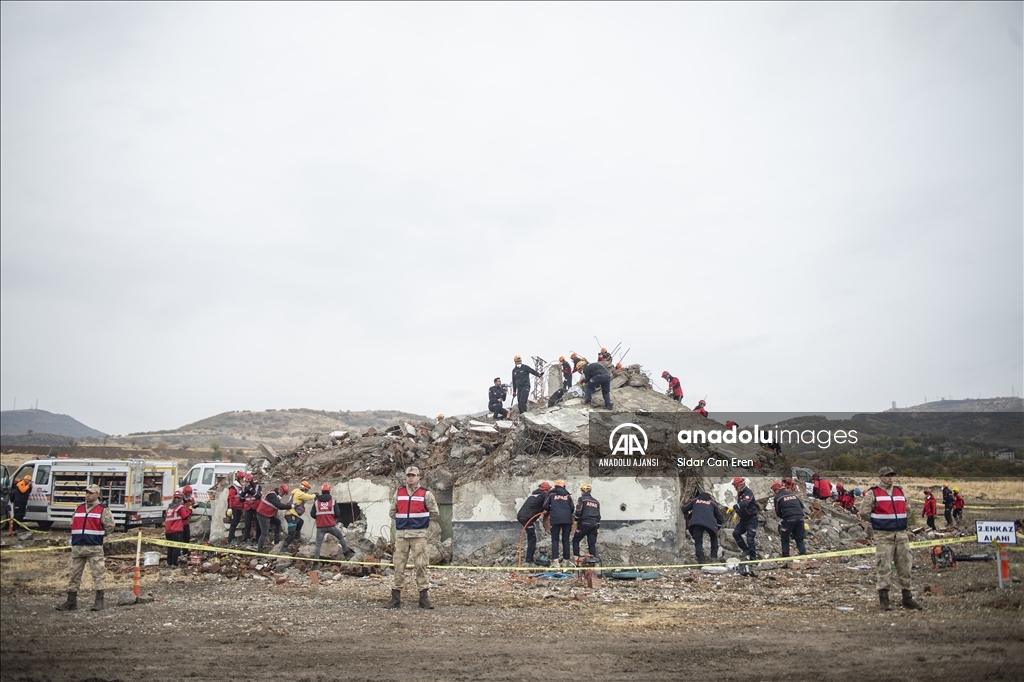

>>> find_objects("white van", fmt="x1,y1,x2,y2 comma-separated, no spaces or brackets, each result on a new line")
180,462,247,515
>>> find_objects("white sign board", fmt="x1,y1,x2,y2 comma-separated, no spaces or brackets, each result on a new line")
975,521,1017,544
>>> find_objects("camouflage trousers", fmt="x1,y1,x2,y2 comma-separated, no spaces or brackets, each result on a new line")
393,536,429,591
874,531,912,591
67,545,106,593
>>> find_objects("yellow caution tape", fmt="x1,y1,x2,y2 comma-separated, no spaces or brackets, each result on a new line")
0,517,52,533
964,505,1024,510
0,544,72,553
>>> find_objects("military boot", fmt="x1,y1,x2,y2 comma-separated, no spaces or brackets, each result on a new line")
418,589,435,610
901,589,922,610
91,590,104,611
384,589,401,609
878,589,892,611
55,591,78,611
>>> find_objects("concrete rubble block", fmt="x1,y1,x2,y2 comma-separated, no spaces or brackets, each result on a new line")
495,421,514,430
610,374,629,389
923,585,943,595
258,443,280,462
469,424,498,434
404,423,417,437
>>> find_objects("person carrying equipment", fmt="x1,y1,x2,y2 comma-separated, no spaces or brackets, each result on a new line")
572,483,601,559
516,481,551,564
511,356,541,414
661,371,683,402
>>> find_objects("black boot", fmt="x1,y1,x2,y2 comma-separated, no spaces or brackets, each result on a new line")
91,590,104,611
901,589,922,610
878,589,892,611
418,589,435,609
384,588,401,609
55,591,78,611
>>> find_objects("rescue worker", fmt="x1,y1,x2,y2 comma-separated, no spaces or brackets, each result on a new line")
543,480,574,568
569,353,582,377
242,473,262,545
311,484,353,564
580,360,613,410
12,474,32,524
516,481,551,565
952,488,965,522
226,471,247,544
836,483,856,512
661,371,683,402
385,466,440,609
283,480,316,551
692,399,708,418
255,484,291,553
181,485,195,543
597,347,612,363
681,487,724,563
857,466,922,611
731,477,758,561
560,356,573,390
511,355,541,414
572,483,600,558
164,489,191,568
56,484,115,612
812,474,833,501
784,477,798,492
922,488,938,530
941,483,955,526
488,378,508,420
772,481,807,558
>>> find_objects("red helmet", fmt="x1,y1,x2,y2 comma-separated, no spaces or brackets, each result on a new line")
321,484,331,492
771,481,783,492
244,473,253,481
183,485,193,494
279,484,289,495
173,488,183,498
661,371,670,378
731,477,745,488
538,481,551,491
836,483,844,490
235,471,246,480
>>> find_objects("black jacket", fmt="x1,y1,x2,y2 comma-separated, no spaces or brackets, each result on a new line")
488,384,507,406
681,492,724,531
942,486,954,507
773,490,804,521
574,493,601,525
735,486,758,520
561,360,573,377
582,363,609,381
512,364,540,390
517,488,548,522
543,487,575,525
244,483,262,503
263,491,292,511
311,492,344,523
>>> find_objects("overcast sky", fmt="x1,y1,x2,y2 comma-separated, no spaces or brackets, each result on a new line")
2,2,1021,436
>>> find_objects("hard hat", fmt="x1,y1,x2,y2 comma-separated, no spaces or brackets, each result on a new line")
698,399,706,405
601,347,607,353
437,413,444,420
23,474,32,480
771,481,783,492
952,487,960,493
235,471,246,480
244,473,254,481
923,488,932,494
554,479,566,488
661,371,670,378
300,480,311,490
580,483,592,493
183,485,193,494
173,488,183,498
559,356,565,361
942,482,949,487
321,484,331,492
575,361,585,371
279,484,289,494
538,481,551,491
836,483,844,489
854,488,862,495
514,355,522,362
731,477,745,488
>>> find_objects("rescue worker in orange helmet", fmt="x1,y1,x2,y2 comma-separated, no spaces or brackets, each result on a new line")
597,347,612,363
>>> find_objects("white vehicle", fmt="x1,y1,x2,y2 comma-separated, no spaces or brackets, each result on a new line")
179,462,247,515
12,458,177,530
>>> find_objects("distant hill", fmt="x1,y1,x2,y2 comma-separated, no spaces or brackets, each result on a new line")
887,397,1024,413
122,408,432,450
0,409,106,439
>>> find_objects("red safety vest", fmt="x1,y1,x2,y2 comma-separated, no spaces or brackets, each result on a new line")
228,484,245,510
315,499,336,528
953,495,964,510
71,503,106,546
869,485,908,531
165,503,190,533
395,487,430,531
256,494,279,518
922,496,937,517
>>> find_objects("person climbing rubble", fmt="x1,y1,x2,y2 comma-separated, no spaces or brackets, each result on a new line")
692,399,708,418
283,480,316,551
511,356,541,414
572,483,601,559
597,347,613,363
543,480,574,569
580,360,613,410
857,466,922,611
922,488,937,531
681,487,724,563
560,356,573,390
255,484,291,553
488,377,509,420
730,477,759,561
952,488,965,523
661,371,683,402
385,466,440,610
771,481,807,558
517,481,551,565
312,484,353,565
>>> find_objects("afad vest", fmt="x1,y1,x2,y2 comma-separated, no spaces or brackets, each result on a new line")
869,485,908,531
165,503,188,533
71,503,106,546
256,494,280,518
315,499,337,528
395,487,430,531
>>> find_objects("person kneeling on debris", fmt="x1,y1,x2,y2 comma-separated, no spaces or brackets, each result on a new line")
836,483,856,512
922,488,937,531
692,399,708,418
572,483,601,559
580,361,613,410
386,466,440,609
255,484,292,553
164,489,192,568
771,481,807,558
311,484,354,565
544,480,574,569
681,488,724,563
731,477,759,561
488,378,509,420
858,466,921,611
56,484,115,613
517,481,551,565
284,480,317,551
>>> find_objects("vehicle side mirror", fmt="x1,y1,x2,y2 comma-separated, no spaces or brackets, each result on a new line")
179,478,185,486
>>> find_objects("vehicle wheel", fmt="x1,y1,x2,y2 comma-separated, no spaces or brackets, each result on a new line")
36,521,54,530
